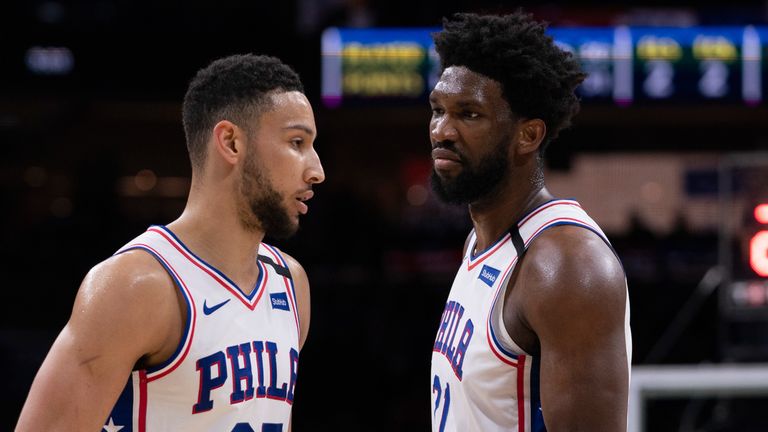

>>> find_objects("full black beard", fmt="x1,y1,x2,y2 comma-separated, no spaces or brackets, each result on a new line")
430,140,509,205
249,186,297,240
239,153,298,239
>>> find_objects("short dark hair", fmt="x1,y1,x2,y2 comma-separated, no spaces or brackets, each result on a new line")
182,54,304,169
432,11,586,153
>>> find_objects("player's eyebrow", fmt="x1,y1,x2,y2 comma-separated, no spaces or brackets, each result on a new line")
455,100,482,109
283,124,315,137
429,89,483,107
429,96,484,110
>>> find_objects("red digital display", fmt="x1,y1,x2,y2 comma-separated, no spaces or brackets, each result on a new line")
750,204,768,277
754,204,768,224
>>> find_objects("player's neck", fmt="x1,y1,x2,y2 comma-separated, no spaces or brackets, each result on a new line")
469,184,552,254
167,191,265,295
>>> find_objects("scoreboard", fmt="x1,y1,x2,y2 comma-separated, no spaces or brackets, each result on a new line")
321,27,439,108
321,26,768,108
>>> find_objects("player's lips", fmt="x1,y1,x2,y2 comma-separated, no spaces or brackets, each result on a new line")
432,148,462,171
296,190,314,215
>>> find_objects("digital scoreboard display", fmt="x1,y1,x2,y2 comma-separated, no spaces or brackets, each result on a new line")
321,26,768,108
321,27,439,108
719,155,768,360
750,204,768,277
720,156,768,316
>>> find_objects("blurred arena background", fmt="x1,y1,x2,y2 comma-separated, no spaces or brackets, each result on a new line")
2,0,768,430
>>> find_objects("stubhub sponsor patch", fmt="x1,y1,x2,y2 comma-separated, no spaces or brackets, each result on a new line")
478,264,500,287
270,292,290,311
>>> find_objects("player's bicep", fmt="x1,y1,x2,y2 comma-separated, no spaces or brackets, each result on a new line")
17,322,138,431
17,252,177,431
523,231,629,431
536,314,629,432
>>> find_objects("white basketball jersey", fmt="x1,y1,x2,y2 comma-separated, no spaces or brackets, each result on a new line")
430,199,632,432
104,225,301,432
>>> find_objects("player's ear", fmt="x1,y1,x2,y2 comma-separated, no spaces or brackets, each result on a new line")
211,120,243,166
516,118,546,156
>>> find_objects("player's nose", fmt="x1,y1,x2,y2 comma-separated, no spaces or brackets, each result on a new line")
305,148,325,185
430,115,459,143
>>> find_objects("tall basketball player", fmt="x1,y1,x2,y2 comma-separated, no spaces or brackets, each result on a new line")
17,54,324,431
428,12,631,432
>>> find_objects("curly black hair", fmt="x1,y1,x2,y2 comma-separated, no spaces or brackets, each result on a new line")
433,11,586,154
182,54,304,169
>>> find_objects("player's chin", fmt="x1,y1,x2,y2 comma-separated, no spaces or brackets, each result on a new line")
289,215,302,232
432,170,458,190
270,220,300,240
433,166,463,183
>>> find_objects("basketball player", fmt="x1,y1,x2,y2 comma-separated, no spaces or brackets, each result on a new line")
16,54,324,431
428,13,631,432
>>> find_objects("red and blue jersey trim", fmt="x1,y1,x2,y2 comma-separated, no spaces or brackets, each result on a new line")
484,245,522,367
487,321,519,366
138,370,147,432
467,200,583,272
529,356,546,432
517,355,527,432
148,226,268,311
484,210,604,365
478,199,606,432
119,243,197,382
526,219,603,246
517,199,582,226
105,359,149,432
467,232,511,271
260,243,301,343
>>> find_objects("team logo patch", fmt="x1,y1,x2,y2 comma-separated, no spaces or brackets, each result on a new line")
478,265,500,287
270,292,290,311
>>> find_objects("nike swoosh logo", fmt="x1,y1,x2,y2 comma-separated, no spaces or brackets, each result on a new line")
203,299,230,315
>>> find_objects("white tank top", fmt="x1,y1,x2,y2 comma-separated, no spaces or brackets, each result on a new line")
430,199,632,432
103,225,300,432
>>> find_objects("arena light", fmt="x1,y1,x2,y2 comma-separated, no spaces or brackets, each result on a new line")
751,231,768,277
25,46,74,75
755,203,768,224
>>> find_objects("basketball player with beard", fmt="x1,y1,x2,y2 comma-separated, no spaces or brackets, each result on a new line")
17,54,324,431
428,12,631,432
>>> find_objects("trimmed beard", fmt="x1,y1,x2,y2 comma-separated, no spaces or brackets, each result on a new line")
238,151,298,239
430,138,509,205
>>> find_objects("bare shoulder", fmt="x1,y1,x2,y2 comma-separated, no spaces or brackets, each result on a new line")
70,249,180,359
78,249,177,316
522,224,624,297
15,249,180,431
514,225,629,430
518,225,626,333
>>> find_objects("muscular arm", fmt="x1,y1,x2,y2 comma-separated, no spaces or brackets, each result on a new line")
519,227,629,431
16,251,182,432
